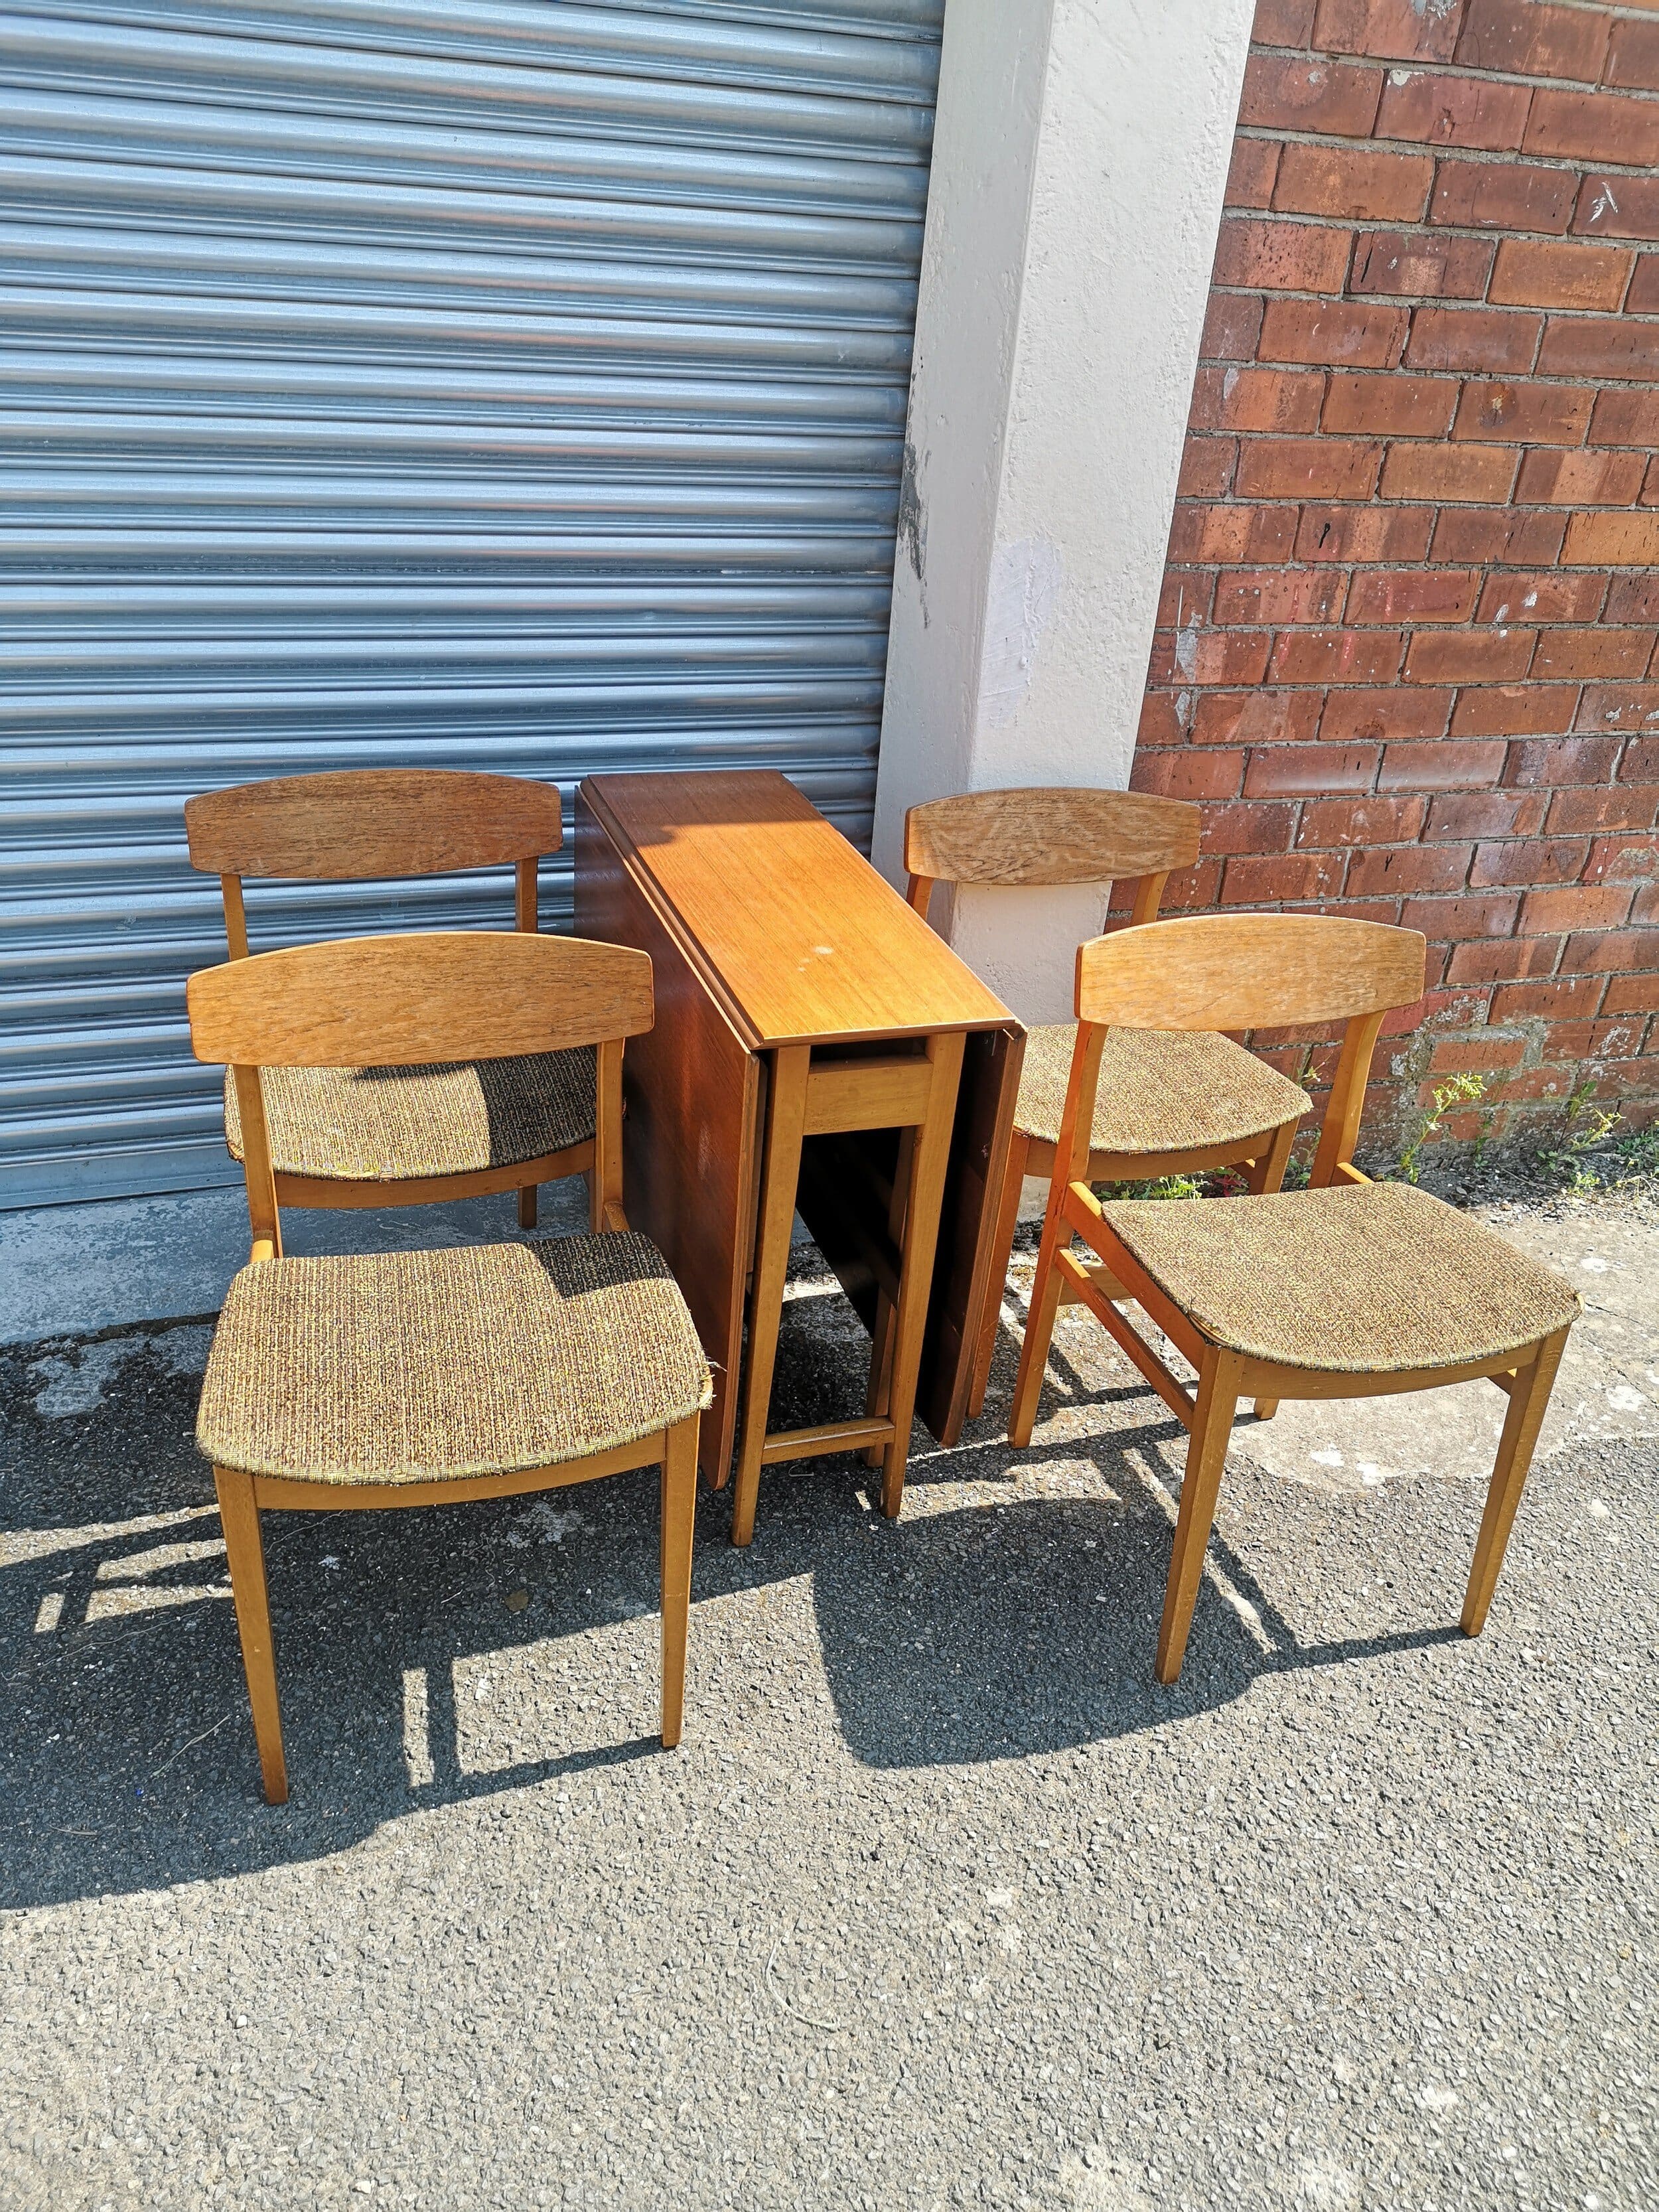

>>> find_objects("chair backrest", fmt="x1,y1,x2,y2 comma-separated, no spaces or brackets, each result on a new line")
902,786,1201,929
187,931,652,1257
1062,913,1427,1190
1075,913,1425,1031
188,930,651,1068
184,770,567,956
185,769,565,881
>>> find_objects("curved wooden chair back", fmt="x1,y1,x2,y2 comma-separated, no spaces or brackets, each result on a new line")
186,932,653,1260
184,770,567,956
1076,913,1425,1032
903,786,1201,928
188,930,652,1069
1062,913,1425,1191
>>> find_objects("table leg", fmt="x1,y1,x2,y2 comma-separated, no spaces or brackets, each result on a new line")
877,1030,966,1520
861,1127,913,1465
730,1043,811,1547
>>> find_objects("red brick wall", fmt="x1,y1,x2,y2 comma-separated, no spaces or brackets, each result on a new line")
1131,0,1659,1160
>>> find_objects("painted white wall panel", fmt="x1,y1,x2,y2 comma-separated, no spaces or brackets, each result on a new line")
874,0,1255,1023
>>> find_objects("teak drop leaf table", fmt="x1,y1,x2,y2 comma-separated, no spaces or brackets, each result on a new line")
575,771,1023,1542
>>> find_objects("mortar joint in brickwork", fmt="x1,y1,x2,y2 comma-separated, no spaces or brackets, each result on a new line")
1135,0,1659,1151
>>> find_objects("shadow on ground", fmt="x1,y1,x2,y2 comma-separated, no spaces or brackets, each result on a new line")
4,1271,1460,1912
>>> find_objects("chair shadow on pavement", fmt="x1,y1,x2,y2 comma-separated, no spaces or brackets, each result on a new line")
2,1325,685,1912
764,1432,1459,1773
3,1303,1457,1912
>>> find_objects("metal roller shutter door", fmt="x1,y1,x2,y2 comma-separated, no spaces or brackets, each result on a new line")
0,0,942,1206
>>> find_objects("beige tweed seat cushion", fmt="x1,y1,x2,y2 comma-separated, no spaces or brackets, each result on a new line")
224,1047,597,1183
1017,1025,1310,1156
1103,1180,1580,1375
196,1232,711,1484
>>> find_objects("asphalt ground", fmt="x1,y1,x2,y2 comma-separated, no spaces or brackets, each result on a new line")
1,1217,1654,2211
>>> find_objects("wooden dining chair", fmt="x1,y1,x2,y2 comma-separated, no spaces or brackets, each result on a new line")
903,787,1313,1416
1008,913,1580,1682
186,929,710,1803
184,769,590,1231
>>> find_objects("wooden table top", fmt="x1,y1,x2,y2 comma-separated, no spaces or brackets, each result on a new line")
580,771,1013,1051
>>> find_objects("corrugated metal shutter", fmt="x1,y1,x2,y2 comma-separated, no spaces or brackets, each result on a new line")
0,0,942,1206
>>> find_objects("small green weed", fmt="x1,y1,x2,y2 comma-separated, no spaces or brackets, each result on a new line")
1536,1078,1623,1195
1093,1156,1307,1203
1094,1171,1206,1203
1611,1123,1659,1185
1398,1069,1490,1185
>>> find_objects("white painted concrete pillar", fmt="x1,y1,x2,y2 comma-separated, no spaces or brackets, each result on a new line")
873,0,1256,1022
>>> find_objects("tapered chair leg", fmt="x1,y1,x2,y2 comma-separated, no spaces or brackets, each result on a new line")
1155,1348,1246,1684
1244,1118,1298,1196
1462,1327,1569,1638
1007,1200,1072,1451
969,1132,1029,1421
518,1183,538,1230
968,1132,1029,1420
1249,1124,1296,1425
659,1416,699,1747
214,1467,288,1805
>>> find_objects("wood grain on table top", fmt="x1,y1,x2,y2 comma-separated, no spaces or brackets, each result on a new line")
580,771,1013,1051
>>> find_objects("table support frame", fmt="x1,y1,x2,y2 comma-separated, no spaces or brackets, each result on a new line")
729,1030,966,1546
